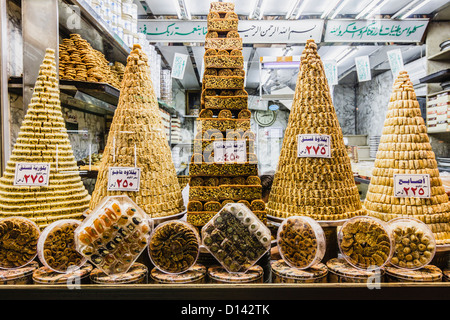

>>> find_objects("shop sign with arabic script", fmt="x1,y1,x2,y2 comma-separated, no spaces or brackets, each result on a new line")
324,19,428,43
138,20,324,43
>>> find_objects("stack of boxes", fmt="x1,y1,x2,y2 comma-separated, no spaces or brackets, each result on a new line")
427,91,450,133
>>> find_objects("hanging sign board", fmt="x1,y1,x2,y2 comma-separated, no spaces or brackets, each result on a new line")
14,163,50,186
324,19,428,43
138,19,324,43
323,60,338,86
171,52,188,79
297,134,331,158
387,49,404,78
393,174,430,198
355,55,372,82
107,167,141,192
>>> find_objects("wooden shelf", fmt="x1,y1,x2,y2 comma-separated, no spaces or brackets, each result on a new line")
420,69,450,84
428,48,450,61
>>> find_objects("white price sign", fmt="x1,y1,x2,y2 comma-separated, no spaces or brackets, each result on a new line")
107,167,141,192
297,134,331,158
393,174,430,198
214,140,247,163
14,163,50,186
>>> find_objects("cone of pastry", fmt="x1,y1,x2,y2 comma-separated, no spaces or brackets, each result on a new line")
364,70,450,245
266,39,365,221
0,48,91,229
89,44,185,219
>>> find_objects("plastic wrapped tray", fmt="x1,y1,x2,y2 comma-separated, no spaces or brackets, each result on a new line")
201,203,271,273
338,216,393,270
277,216,326,269
0,216,40,269
38,219,86,273
148,220,200,274
388,217,436,270
74,195,153,275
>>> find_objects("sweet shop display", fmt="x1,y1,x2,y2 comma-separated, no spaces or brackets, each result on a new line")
338,216,393,270
148,220,200,274
277,216,326,269
201,203,271,273
37,219,86,273
90,263,148,284
271,260,328,284
364,71,450,245
74,195,152,275
266,39,365,221
59,34,122,88
150,263,207,284
186,2,266,229
0,48,91,229
89,44,185,219
388,217,436,270
207,265,264,284
0,217,40,269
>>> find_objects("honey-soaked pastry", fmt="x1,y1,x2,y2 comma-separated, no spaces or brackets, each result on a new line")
187,2,266,227
89,45,185,218
277,216,326,269
267,39,365,221
0,217,40,269
187,201,203,212
0,49,91,229
148,220,200,274
338,216,393,270
364,71,450,245
38,219,85,273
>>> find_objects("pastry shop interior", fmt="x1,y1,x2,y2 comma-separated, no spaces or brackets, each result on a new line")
0,0,450,301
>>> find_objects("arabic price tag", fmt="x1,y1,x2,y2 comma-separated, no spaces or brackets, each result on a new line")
14,162,50,186
107,167,141,192
387,49,404,78
213,140,247,163
297,134,331,158
171,53,188,79
355,55,372,82
393,174,430,198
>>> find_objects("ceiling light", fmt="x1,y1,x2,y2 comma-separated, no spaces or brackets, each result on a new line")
173,0,191,20
330,0,351,19
286,0,311,19
250,0,266,20
327,47,358,65
321,0,341,19
365,0,391,19
390,0,420,19
399,0,431,19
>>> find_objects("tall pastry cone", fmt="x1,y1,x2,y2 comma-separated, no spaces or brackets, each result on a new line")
364,70,450,244
0,48,91,229
89,44,185,218
267,39,365,221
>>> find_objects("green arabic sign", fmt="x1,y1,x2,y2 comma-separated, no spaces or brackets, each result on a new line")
325,19,428,43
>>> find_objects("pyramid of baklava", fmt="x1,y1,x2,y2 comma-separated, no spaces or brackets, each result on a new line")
364,70,450,245
89,44,185,218
0,48,91,229
266,39,365,221
186,2,266,228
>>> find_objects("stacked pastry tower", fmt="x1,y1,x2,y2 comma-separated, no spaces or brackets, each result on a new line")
364,71,450,245
186,2,266,228
59,34,121,88
0,48,91,229
267,39,365,221
89,44,185,218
